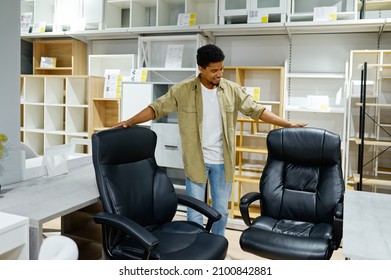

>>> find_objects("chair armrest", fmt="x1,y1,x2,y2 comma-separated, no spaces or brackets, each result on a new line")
240,192,261,227
334,201,343,219
93,212,159,254
333,202,343,249
177,193,222,232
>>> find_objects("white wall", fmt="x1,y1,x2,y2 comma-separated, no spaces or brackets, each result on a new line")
0,0,22,185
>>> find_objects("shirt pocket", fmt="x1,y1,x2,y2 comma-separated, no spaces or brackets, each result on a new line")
179,106,197,129
224,105,235,129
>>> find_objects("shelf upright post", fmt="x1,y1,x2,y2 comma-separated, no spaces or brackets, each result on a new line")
358,62,368,191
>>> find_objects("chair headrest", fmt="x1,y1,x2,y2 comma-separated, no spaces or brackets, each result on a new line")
267,127,341,166
92,126,157,165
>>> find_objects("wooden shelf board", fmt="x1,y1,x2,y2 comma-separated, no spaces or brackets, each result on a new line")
92,98,120,102
236,147,268,154
234,175,260,184
353,173,391,186
358,1,391,11
237,118,266,124
352,137,391,146
230,207,260,220
35,67,73,71
355,102,391,107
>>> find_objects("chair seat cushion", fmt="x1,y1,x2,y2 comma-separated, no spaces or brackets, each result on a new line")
240,216,333,260
113,221,228,260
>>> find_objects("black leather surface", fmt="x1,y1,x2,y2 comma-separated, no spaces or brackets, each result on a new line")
239,127,344,260
92,126,228,260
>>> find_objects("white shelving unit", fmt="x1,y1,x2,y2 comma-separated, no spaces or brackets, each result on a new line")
88,54,137,77
20,75,104,155
248,0,287,23
219,0,287,24
21,0,104,31
283,59,349,171
104,0,218,29
138,34,207,83
219,0,249,24
287,0,357,22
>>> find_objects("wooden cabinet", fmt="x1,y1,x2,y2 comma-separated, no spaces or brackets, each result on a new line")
33,39,87,75
224,66,284,218
89,98,120,135
20,75,104,155
346,50,391,192
61,202,103,260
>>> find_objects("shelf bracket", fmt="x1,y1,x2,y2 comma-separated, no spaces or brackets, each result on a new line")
378,22,386,48
284,25,292,43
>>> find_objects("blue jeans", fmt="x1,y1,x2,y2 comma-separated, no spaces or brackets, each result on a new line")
186,163,232,236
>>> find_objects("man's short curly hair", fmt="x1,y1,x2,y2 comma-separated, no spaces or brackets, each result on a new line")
196,44,225,69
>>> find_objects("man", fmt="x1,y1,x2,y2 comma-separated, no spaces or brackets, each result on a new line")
115,44,307,236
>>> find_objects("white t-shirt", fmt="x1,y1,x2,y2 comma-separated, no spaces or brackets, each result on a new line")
201,83,224,164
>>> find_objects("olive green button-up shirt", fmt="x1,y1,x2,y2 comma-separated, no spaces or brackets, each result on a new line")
149,76,265,183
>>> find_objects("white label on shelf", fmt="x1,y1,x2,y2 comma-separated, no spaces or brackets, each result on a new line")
307,95,330,111
177,13,197,26
248,10,269,23
165,45,184,69
20,12,32,34
313,6,337,22
104,69,122,98
32,21,46,33
243,86,261,101
130,69,148,82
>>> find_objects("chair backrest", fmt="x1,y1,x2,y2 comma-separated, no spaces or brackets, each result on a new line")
261,127,344,224
92,126,178,227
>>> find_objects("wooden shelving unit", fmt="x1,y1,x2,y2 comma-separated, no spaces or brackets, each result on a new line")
231,118,268,219
225,66,284,219
61,202,103,260
89,98,120,135
33,39,87,75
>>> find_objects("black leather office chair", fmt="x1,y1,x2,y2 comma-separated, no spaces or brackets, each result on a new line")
91,126,228,260
239,127,344,260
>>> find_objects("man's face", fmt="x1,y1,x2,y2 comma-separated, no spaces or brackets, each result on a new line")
198,61,224,87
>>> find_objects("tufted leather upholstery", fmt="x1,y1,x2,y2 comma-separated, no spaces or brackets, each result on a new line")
239,127,344,260
92,126,228,260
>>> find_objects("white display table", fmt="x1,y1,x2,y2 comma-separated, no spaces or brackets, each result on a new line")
0,161,99,259
0,212,29,260
343,190,391,259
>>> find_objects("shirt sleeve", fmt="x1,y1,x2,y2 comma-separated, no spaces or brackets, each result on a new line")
237,85,266,120
149,86,179,120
